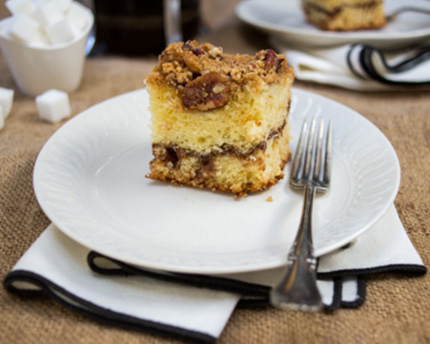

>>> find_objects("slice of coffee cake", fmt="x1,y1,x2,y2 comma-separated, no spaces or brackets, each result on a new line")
145,41,294,197
301,0,386,31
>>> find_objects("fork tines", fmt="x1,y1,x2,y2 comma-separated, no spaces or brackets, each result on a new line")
290,117,332,191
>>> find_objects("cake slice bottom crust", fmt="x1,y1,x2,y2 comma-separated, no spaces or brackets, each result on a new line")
147,123,291,197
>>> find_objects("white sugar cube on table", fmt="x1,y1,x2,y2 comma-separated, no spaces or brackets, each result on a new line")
0,88,15,119
36,89,71,123
32,0,64,27
9,14,40,43
5,0,36,15
45,18,75,44
66,2,89,31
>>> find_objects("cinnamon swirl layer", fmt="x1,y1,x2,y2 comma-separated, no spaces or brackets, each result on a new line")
147,122,291,197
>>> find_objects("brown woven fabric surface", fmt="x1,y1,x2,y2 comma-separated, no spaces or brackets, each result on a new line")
1,2,429,344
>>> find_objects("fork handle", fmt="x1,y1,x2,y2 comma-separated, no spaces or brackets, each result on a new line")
269,185,323,311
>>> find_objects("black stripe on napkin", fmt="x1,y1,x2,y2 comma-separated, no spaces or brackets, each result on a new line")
318,264,426,309
3,270,217,344
87,251,271,308
322,276,366,311
341,276,366,309
317,264,427,279
87,251,355,311
346,44,430,86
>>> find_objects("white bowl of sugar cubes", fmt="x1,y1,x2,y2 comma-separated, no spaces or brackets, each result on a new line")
0,0,94,97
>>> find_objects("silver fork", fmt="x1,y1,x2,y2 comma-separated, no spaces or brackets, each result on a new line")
270,117,333,311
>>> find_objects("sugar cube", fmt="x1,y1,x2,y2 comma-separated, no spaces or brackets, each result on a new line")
32,0,50,6
0,107,4,130
66,2,89,31
33,0,64,27
45,18,75,44
36,89,71,123
0,88,14,119
57,0,73,13
5,0,36,16
9,13,40,43
30,29,50,46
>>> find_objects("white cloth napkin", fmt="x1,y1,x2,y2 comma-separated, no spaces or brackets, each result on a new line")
4,204,426,343
5,224,239,343
272,38,430,91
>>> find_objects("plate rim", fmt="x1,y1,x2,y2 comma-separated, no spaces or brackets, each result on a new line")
236,0,430,46
33,88,401,274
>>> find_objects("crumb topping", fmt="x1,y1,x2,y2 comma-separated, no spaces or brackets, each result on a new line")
146,40,293,112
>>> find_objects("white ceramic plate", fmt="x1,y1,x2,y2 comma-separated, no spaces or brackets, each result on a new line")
33,88,400,274
236,0,430,49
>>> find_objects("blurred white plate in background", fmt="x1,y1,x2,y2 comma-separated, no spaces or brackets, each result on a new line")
236,0,430,49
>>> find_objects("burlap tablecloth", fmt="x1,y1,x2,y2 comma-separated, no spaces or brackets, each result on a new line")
1,2,429,343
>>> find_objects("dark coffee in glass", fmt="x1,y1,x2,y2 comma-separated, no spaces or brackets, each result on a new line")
93,0,200,55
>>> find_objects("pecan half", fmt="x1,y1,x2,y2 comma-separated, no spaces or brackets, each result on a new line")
181,72,231,111
263,49,277,70
259,49,285,73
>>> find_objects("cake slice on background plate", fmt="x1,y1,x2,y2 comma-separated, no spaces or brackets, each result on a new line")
145,41,294,197
301,0,386,31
